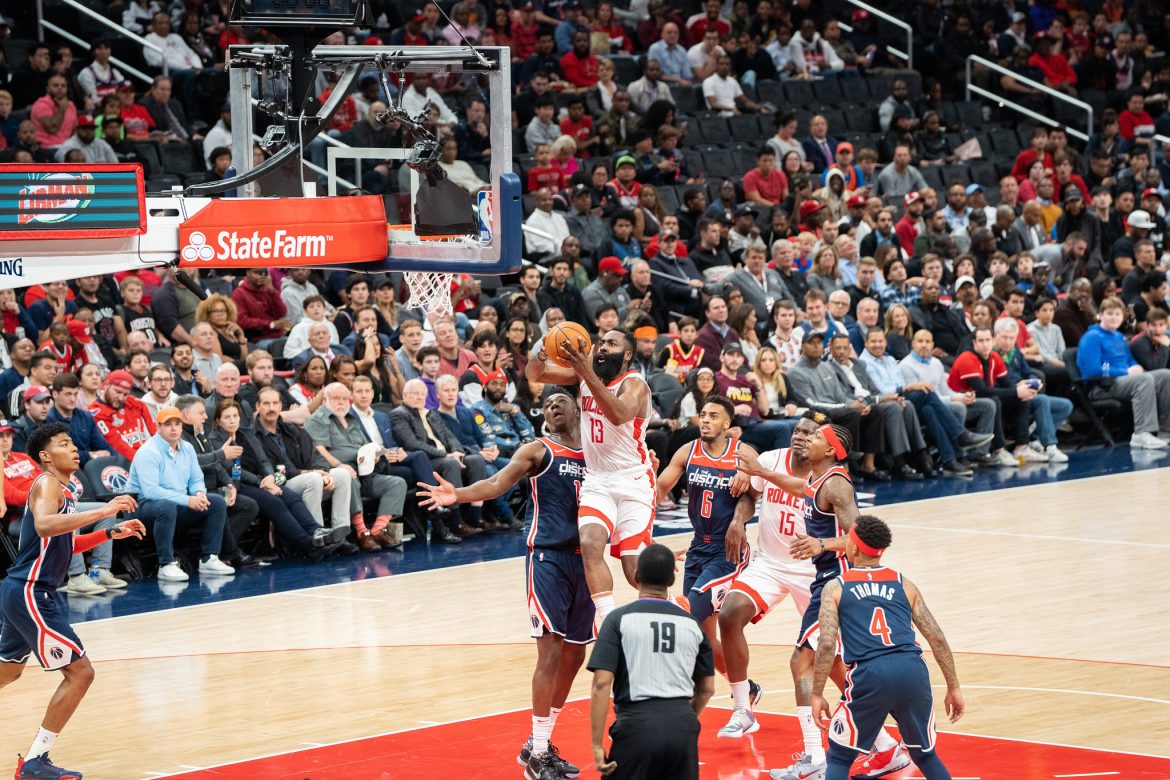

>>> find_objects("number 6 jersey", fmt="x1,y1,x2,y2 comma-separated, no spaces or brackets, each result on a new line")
579,371,653,474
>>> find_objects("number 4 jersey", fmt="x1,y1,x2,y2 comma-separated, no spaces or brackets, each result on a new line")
580,371,653,474
837,566,920,664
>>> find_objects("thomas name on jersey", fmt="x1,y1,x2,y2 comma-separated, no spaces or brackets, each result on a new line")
847,582,898,602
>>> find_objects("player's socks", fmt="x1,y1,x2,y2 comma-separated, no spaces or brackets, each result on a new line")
26,727,56,760
796,706,825,763
729,680,750,709
591,592,614,624
548,707,561,730
531,715,552,756
872,729,897,752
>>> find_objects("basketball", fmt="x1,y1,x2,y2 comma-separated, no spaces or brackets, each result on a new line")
544,321,592,367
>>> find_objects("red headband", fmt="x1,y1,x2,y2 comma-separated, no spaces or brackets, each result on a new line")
849,525,885,557
819,424,847,460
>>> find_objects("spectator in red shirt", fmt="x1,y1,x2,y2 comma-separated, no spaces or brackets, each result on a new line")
560,31,600,89
1028,33,1077,95
559,96,597,157
895,191,924,255
89,369,157,461
115,82,155,141
742,147,789,207
231,268,290,344
687,0,731,44
946,326,1026,465
526,142,565,192
1,419,41,511
1118,91,1155,142
1010,126,1054,182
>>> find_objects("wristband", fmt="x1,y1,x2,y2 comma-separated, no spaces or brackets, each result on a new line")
106,527,115,540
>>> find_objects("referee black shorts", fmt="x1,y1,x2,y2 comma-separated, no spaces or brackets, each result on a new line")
607,699,700,780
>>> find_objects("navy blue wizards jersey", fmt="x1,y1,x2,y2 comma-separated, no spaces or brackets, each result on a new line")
837,566,920,665
685,438,742,546
6,474,77,589
803,465,851,573
526,437,586,550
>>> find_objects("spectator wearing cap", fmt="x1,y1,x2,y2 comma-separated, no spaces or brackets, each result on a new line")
1054,188,1102,271
997,12,1030,58
53,113,117,163
894,192,924,256
582,257,632,322
565,183,609,258
714,340,793,449
875,144,927,199
46,371,111,467
8,350,59,420
965,183,996,224
524,188,572,262
820,142,861,191
12,385,54,453
1137,189,1167,246
1109,209,1155,277
90,369,158,461
727,204,760,259
129,405,235,581
29,74,77,148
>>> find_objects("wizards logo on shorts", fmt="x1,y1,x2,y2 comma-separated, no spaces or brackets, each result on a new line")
100,465,129,492
50,647,64,661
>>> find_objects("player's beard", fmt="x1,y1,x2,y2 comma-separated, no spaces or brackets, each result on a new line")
594,350,626,383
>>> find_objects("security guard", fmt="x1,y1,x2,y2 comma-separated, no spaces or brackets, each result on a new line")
588,544,716,779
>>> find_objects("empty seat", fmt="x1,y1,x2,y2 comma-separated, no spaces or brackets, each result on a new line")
671,84,702,114
729,114,766,143
756,80,785,106
812,79,842,104
940,164,972,186
782,80,815,107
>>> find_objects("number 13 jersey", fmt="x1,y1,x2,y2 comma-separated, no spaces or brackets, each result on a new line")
580,371,653,474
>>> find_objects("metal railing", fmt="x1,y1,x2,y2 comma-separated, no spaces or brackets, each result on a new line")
37,19,156,85
965,55,1093,142
37,0,167,76
836,0,912,70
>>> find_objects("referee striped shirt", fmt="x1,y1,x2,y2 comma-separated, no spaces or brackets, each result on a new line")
587,599,714,708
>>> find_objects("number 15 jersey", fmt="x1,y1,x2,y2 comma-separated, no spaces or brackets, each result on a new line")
580,371,653,474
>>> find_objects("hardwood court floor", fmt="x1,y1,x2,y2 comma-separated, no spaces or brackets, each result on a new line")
0,470,1167,779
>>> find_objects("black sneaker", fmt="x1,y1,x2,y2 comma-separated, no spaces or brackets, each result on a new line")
545,743,579,778
748,678,764,710
525,752,561,780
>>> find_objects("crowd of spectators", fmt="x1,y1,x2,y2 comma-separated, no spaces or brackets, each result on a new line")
1,1,1170,587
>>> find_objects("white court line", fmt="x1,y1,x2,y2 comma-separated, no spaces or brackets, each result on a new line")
888,524,1170,549
283,591,384,603
300,742,327,747
1054,773,1121,778
930,684,1170,706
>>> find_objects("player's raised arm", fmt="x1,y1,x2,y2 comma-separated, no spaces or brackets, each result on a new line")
526,345,580,386
30,478,137,538
809,579,843,730
655,445,690,504
419,440,547,507
905,577,965,723
736,446,804,494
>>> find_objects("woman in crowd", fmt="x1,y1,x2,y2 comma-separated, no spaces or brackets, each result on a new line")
806,246,844,295
884,304,915,361
916,111,955,165
210,400,352,560
500,316,532,379
353,333,403,406
372,278,399,344
551,135,580,181
78,363,104,409
513,373,546,431
329,355,357,388
289,355,327,407
633,183,666,245
195,293,248,364
592,1,634,52
752,345,802,444
585,57,620,116
727,303,761,366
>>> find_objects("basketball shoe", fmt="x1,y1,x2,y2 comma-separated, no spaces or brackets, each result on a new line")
524,752,562,780
851,742,910,778
769,753,826,780
717,707,759,738
517,740,579,778
749,678,764,709
15,754,83,779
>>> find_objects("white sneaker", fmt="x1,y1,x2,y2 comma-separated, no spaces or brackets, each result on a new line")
65,574,106,596
94,569,127,589
992,449,1019,467
157,562,189,582
198,555,236,576
1045,445,1069,463
717,707,759,738
1013,445,1049,462
1131,432,1170,450
769,753,825,780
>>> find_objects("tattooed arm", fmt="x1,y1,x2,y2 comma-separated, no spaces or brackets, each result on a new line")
809,579,842,730
791,473,861,560
905,576,966,723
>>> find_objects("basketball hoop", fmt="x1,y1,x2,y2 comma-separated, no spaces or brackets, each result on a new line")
403,270,454,316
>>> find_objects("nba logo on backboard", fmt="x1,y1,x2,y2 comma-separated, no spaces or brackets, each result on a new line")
477,190,494,243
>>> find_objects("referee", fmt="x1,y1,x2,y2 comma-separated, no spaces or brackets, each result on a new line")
588,543,715,778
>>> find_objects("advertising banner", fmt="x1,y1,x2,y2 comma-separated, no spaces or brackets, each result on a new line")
0,164,146,240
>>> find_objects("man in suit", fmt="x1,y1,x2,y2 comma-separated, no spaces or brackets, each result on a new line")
800,114,838,174
139,75,191,140
825,332,926,480
1011,201,1047,251
390,378,488,541
726,244,791,322
291,322,352,371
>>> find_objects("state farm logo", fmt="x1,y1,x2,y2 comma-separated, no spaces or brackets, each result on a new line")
181,228,334,262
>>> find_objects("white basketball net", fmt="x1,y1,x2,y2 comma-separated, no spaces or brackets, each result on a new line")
403,271,454,316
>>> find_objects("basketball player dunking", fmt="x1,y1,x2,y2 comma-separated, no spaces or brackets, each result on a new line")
527,329,655,627
0,422,143,780
738,424,908,780
811,515,964,780
716,412,822,740
654,396,755,684
419,393,589,780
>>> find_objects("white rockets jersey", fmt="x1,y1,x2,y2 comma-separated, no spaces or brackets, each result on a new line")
579,371,653,473
749,448,812,566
